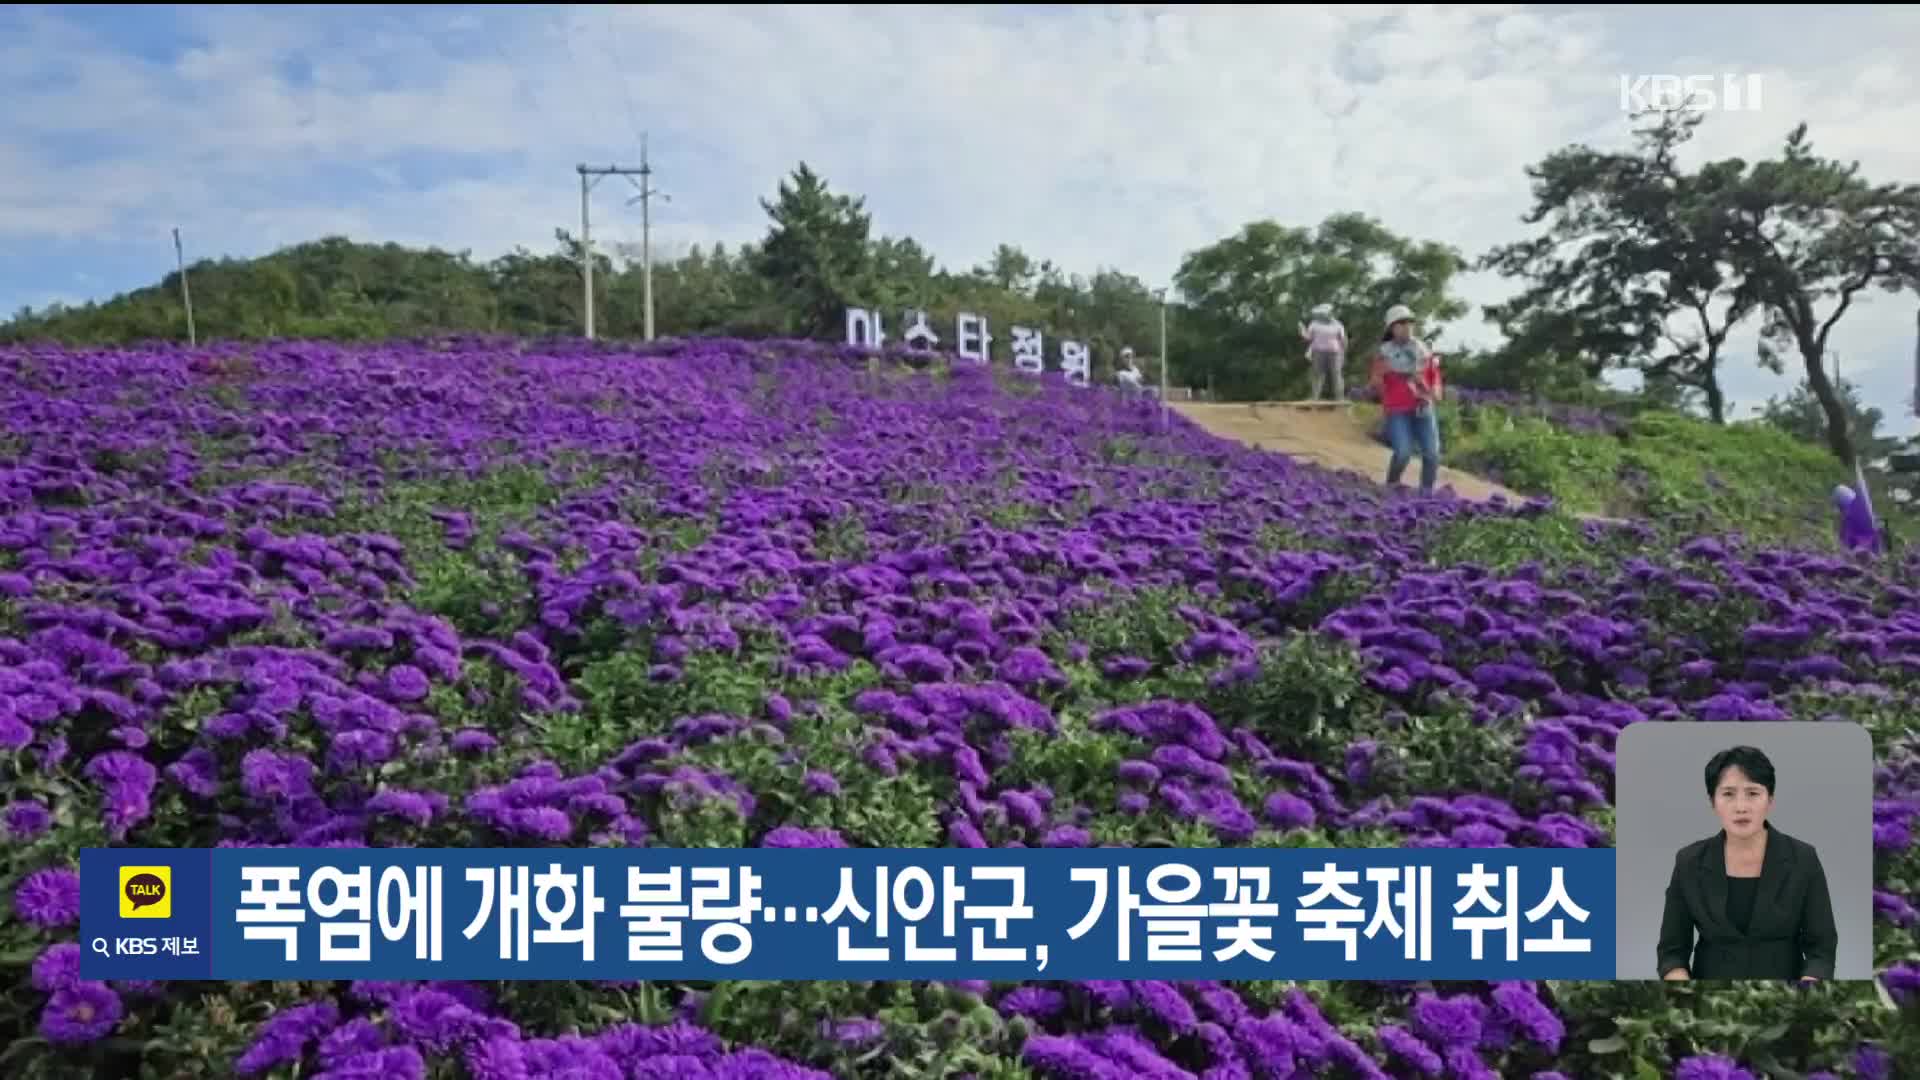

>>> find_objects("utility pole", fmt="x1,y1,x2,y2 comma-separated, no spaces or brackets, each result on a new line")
578,167,594,340
1158,291,1168,393
577,147,667,342
624,134,669,342
172,227,197,347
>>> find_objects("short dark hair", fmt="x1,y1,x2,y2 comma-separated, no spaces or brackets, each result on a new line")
1704,745,1775,799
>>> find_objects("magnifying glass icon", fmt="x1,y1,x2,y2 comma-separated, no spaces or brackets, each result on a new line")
90,937,109,957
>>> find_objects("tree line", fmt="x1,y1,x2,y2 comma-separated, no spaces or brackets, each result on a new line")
6,105,1917,468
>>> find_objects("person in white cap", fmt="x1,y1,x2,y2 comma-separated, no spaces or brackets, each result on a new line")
1115,346,1145,396
1368,304,1444,495
1298,303,1348,401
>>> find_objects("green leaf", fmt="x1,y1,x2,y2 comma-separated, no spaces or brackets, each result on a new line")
1589,1035,1629,1055
1751,1022,1790,1044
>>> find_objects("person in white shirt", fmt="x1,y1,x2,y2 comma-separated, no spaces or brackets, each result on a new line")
1298,303,1348,401
1115,347,1145,396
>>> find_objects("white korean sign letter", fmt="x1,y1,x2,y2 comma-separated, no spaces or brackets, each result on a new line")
845,307,886,350
956,313,992,364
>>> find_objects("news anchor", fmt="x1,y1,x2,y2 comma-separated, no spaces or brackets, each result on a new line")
1656,746,1839,981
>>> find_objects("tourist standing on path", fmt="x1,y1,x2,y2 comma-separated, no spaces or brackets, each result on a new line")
1115,346,1145,397
1369,304,1444,495
1299,303,1347,401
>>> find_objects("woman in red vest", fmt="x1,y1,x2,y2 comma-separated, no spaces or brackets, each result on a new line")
1369,305,1444,495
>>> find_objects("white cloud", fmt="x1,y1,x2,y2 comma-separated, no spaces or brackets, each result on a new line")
3,3,1919,430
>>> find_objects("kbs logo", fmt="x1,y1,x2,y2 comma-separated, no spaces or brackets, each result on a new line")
1619,74,1763,113
119,866,172,919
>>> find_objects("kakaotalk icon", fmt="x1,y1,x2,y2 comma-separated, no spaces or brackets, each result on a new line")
119,866,172,919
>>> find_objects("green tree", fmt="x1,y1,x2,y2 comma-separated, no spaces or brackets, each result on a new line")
753,163,874,339
1758,370,1902,464
860,236,940,316
1460,307,1620,401
1173,213,1468,400
1478,107,1759,423
974,244,1040,295
1716,123,1920,467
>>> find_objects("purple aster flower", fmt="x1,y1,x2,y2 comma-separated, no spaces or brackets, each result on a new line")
1883,962,1920,1003
802,770,840,797
317,1046,428,1080
1232,1013,1303,1074
762,825,848,849
384,664,430,702
366,790,437,827
167,747,220,799
83,750,158,837
1129,980,1198,1034
30,942,81,992
14,866,81,929
464,1036,527,1080
329,729,396,771
824,1017,886,1046
40,982,123,1044
237,1000,342,1074
1410,993,1483,1049
1042,825,1091,847
1376,1025,1443,1076
1853,1046,1892,1080
0,712,33,751
1672,1055,1757,1080
593,1019,720,1063
1190,983,1249,1027
998,986,1068,1020
1491,983,1564,1051
451,729,498,754
1444,1046,1498,1080
240,749,315,802
507,806,573,842
764,693,794,726
1093,1026,1189,1076
1002,791,1046,831
948,819,986,847
1023,1034,1124,1080
1877,890,1919,928
1344,740,1378,787
5,799,52,839
1451,822,1508,847
1263,791,1315,831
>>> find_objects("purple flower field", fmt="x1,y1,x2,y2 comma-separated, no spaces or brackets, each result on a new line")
2,336,1916,1078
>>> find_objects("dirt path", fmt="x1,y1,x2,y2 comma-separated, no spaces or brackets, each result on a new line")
1170,400,1558,508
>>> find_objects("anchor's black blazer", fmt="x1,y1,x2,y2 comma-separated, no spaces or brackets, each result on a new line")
1655,822,1838,981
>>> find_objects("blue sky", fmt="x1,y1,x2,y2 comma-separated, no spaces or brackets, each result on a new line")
5,4,1919,431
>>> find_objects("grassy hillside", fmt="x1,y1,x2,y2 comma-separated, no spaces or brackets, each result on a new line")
1357,395,1904,551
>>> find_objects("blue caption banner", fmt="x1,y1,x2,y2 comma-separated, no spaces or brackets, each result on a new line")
79,847,1616,982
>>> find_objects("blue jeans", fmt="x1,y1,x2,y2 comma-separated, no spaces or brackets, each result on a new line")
1385,408,1441,494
